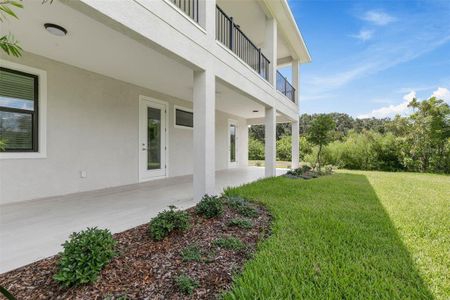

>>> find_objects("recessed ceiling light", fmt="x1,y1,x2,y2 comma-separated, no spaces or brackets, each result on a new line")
252,110,259,113
44,23,67,36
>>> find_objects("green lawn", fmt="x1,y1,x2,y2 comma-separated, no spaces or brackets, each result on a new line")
224,171,449,299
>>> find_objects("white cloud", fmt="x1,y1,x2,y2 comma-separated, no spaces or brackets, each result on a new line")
351,29,374,41
357,91,415,119
430,87,450,102
362,10,396,26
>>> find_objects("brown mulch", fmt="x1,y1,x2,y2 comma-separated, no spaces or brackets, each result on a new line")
0,203,271,299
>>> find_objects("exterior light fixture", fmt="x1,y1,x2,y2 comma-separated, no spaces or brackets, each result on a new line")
44,23,67,36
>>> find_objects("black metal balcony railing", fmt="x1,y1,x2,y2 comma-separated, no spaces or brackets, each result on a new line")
171,0,199,23
216,5,270,81
276,71,296,102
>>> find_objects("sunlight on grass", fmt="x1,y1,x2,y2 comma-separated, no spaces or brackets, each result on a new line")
224,171,449,299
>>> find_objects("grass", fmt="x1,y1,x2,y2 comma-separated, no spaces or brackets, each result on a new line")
224,171,449,299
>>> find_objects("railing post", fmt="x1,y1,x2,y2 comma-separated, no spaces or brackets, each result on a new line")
284,76,287,94
258,48,261,75
229,17,234,51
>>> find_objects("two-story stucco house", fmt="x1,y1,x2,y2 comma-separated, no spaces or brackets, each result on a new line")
0,0,310,271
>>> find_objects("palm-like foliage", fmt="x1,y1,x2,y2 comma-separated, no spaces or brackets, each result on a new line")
0,0,23,57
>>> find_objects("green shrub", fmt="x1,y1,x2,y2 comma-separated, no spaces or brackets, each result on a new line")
225,196,258,218
181,244,201,262
148,206,190,241
276,135,292,161
249,138,264,160
227,218,253,229
175,274,199,295
213,235,245,251
255,161,262,167
195,194,223,218
53,227,116,287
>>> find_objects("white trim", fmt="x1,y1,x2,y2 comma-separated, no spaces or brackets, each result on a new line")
138,95,169,182
0,60,47,160
228,119,238,168
173,104,193,130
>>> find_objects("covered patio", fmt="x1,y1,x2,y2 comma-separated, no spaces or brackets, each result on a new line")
0,167,286,273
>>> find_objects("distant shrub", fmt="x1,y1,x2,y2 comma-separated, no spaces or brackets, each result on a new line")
227,218,253,229
148,206,190,241
225,196,258,218
249,138,265,160
53,227,116,287
175,274,199,295
181,244,202,262
213,236,245,251
255,161,262,167
195,194,223,218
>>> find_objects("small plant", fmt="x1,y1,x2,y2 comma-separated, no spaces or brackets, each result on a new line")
255,161,262,167
175,274,199,295
181,244,202,262
226,196,258,218
195,194,223,218
53,227,116,287
213,235,245,251
227,218,253,229
148,206,190,241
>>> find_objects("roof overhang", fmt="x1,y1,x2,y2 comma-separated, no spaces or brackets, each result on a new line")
262,0,312,64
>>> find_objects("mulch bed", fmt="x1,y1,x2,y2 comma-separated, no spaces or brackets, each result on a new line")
0,203,271,299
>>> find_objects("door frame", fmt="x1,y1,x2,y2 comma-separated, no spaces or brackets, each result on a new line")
228,119,238,168
138,95,169,182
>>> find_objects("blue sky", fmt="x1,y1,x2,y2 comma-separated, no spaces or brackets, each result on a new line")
284,0,450,118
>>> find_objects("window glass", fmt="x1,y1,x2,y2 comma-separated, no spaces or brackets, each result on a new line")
0,67,38,152
175,108,193,128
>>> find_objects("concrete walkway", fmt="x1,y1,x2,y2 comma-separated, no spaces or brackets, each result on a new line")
0,167,286,273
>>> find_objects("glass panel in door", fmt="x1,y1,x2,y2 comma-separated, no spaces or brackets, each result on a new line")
147,107,161,170
229,124,236,163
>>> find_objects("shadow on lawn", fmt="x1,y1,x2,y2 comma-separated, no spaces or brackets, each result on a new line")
334,173,434,298
226,173,435,299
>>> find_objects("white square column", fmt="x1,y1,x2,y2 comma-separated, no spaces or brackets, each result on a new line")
263,17,277,86
292,60,300,105
291,120,299,169
265,106,276,177
193,70,215,200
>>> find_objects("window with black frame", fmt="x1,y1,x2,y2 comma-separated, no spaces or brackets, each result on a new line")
0,67,39,152
175,108,193,128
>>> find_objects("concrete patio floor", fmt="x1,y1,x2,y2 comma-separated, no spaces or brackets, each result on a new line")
0,167,286,273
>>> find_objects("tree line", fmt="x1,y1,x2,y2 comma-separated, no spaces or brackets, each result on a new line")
249,97,450,174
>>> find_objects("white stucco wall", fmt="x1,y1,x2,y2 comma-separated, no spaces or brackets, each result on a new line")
0,53,248,204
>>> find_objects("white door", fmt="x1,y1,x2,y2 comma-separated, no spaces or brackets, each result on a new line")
139,97,167,181
228,120,238,167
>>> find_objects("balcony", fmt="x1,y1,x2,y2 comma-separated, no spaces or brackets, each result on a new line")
170,0,199,23
276,71,295,102
216,5,270,81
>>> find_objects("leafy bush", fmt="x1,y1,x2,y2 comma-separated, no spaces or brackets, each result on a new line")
53,227,116,287
175,274,199,295
227,218,253,229
249,138,264,160
0,138,5,152
225,196,258,218
195,194,223,218
276,135,292,161
213,236,245,251
181,244,201,262
148,206,190,241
